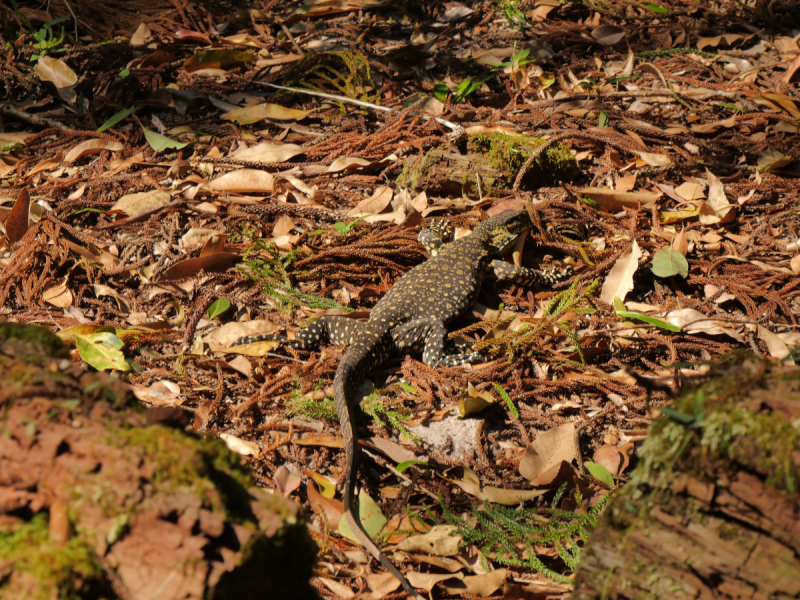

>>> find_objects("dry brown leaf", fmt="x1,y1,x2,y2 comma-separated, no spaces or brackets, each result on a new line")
757,325,790,360
578,187,659,211
42,284,73,308
130,22,152,46
219,432,259,456
111,190,170,217
591,25,626,46
364,572,401,600
64,139,124,163
699,170,736,225
307,481,344,529
665,308,744,343
406,571,462,592
396,525,461,556
230,142,305,163
36,56,77,102
273,465,302,497
317,577,355,599
293,435,345,449
208,169,274,193
451,465,546,504
5,188,30,244
519,422,577,486
592,445,623,477
158,252,240,281
441,569,507,597
222,103,314,125
348,186,393,217
599,239,642,305
459,382,496,417
368,436,416,464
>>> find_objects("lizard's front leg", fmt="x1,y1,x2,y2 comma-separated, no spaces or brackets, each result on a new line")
418,218,453,257
491,260,573,288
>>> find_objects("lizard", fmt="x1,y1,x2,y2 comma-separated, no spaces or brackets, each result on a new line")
233,210,572,598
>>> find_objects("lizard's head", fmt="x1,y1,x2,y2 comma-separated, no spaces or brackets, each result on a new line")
477,209,532,256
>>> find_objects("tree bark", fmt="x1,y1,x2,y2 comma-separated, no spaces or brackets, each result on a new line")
573,357,800,600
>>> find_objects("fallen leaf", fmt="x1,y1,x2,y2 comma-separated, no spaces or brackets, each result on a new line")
338,491,387,545
5,188,30,244
219,432,259,456
459,382,496,417
307,480,344,530
600,240,642,305
293,435,345,449
230,142,305,163
442,568,507,597
43,284,73,308
64,139,124,163
592,445,623,476
699,170,736,225
451,466,546,504
651,246,688,278
665,308,744,343
36,56,78,101
578,187,659,211
591,25,626,46
519,422,577,486
396,525,461,556
757,325,790,360
348,186,393,217
222,103,314,125
274,465,302,497
364,572,401,599
208,169,275,193
317,577,355,599
111,190,171,217
406,571,462,592
130,23,152,46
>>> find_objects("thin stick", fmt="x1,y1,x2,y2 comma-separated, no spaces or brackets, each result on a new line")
255,81,465,138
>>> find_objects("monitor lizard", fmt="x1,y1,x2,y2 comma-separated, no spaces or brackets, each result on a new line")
234,210,572,598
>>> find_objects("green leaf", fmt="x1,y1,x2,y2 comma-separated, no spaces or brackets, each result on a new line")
716,102,743,113
333,215,368,235
400,382,418,394
598,109,609,128
610,75,643,83
396,459,428,473
76,333,130,372
658,405,696,425
642,2,668,13
98,106,134,133
585,462,615,486
207,298,231,320
137,119,189,153
117,69,130,79
615,311,681,332
651,246,689,278
493,383,519,419
433,82,450,102
338,491,387,544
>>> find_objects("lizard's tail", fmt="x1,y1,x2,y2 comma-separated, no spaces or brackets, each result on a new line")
334,365,424,600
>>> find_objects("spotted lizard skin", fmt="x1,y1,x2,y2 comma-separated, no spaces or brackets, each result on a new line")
233,210,572,597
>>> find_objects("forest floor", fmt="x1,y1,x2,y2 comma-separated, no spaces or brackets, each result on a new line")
1,0,799,598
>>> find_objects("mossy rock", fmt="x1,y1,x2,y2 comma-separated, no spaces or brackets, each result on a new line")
397,132,578,193
573,354,800,600
0,323,318,600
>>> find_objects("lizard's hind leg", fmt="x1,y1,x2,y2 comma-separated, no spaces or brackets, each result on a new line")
391,318,487,368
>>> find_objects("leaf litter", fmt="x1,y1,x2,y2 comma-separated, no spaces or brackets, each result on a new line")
1,0,800,597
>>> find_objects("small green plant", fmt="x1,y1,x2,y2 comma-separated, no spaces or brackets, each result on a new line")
29,15,70,59
439,483,611,581
492,383,519,419
237,240,348,314
493,0,528,30
361,392,420,442
433,77,491,104
333,215,368,235
489,44,535,72
286,382,338,421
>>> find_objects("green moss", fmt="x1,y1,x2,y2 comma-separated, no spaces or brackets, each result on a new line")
0,514,107,600
468,132,578,186
631,355,800,497
0,321,69,360
397,151,444,190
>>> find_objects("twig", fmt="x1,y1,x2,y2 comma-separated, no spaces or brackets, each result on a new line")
0,104,73,131
255,82,465,139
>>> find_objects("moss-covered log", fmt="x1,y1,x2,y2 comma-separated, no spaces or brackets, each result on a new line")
573,355,800,600
0,322,319,600
398,132,578,194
